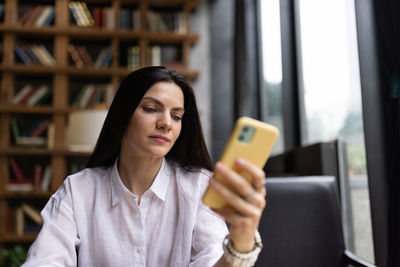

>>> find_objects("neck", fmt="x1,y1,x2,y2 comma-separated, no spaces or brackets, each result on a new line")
117,148,163,198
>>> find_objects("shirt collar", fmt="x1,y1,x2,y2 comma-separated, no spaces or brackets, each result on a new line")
110,158,171,206
148,158,170,202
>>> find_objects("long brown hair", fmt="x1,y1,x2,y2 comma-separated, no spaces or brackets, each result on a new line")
86,66,213,171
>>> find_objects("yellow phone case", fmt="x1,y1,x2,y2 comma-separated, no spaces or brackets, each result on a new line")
202,117,279,209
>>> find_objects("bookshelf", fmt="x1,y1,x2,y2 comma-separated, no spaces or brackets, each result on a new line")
0,0,199,254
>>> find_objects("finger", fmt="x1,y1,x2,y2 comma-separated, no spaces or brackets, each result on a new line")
214,162,256,199
235,158,266,188
209,178,265,215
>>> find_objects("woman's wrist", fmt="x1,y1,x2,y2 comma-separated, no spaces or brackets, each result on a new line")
222,231,262,267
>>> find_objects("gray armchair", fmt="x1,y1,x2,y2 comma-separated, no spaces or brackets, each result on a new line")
255,176,376,267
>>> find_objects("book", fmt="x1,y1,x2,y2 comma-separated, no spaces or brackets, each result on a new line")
26,85,49,106
69,2,81,26
16,207,24,235
35,89,52,105
67,44,84,68
12,84,34,104
93,7,102,28
24,45,43,64
21,203,43,225
18,7,36,25
9,157,27,181
26,6,45,25
6,181,34,192
18,86,38,105
148,46,161,66
33,164,43,191
38,45,55,66
79,85,96,108
15,44,32,65
31,44,48,65
41,165,52,192
16,136,47,146
77,46,93,66
127,46,140,69
101,47,113,67
10,118,21,143
79,2,95,27
94,48,108,68
29,119,50,137
35,6,54,27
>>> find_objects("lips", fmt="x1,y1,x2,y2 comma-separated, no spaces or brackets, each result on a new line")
149,135,170,143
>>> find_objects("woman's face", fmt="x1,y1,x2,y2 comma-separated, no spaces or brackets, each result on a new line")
122,81,185,159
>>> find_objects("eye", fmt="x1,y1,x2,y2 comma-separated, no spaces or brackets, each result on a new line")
143,106,157,113
172,114,183,121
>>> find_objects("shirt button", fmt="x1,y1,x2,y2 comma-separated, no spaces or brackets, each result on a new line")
136,247,142,254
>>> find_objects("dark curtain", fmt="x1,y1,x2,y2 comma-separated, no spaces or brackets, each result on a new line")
373,0,400,266
233,0,263,120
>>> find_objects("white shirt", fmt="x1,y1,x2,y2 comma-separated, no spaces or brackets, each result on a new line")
22,158,228,267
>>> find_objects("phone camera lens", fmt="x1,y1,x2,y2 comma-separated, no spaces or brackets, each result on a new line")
243,126,249,132
238,135,244,141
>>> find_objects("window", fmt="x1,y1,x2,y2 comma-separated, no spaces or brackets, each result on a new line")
260,0,284,155
295,0,373,261
260,0,374,262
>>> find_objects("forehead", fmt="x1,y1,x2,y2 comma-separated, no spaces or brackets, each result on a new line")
143,81,184,105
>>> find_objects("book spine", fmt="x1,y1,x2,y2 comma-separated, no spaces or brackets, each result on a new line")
41,165,52,192
33,164,43,191
79,85,95,108
26,6,44,25
21,203,43,225
18,8,36,25
9,157,27,181
18,86,37,105
77,46,93,66
38,45,55,66
10,118,21,141
31,44,48,65
16,207,24,235
69,2,84,26
35,6,52,27
35,89,52,105
42,8,55,26
30,119,50,137
26,85,49,106
67,44,85,68
24,45,42,64
12,84,34,104
15,44,32,65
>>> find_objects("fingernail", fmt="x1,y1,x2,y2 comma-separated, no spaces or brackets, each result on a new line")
215,162,225,172
236,157,245,166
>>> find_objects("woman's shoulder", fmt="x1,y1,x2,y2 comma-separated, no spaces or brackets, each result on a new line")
53,166,111,201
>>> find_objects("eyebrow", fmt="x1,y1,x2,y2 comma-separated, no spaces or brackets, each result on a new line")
142,96,185,111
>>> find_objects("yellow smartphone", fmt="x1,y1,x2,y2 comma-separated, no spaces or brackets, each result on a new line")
202,117,279,209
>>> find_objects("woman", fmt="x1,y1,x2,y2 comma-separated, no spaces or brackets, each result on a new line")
22,66,266,267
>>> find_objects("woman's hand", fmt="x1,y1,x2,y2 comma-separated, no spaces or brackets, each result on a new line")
209,158,266,253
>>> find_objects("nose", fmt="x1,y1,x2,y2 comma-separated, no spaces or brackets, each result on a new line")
156,112,171,130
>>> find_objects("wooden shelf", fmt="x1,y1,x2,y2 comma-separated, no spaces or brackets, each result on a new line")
0,146,92,156
0,25,199,43
0,191,51,199
0,233,38,243
0,64,198,80
0,0,199,251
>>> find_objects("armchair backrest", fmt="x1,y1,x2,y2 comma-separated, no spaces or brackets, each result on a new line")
255,176,346,267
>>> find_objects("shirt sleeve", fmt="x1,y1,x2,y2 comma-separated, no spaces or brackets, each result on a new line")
190,175,229,267
21,180,81,267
